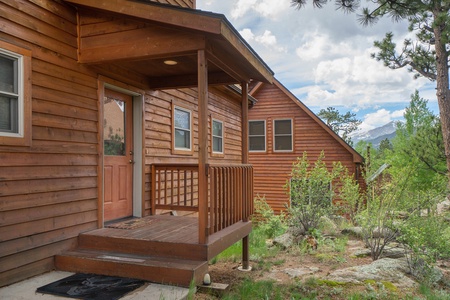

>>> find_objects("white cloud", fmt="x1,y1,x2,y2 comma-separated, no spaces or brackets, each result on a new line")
359,109,405,131
299,46,420,110
295,33,356,61
231,0,290,20
197,0,439,121
239,28,254,41
230,0,256,19
239,29,286,53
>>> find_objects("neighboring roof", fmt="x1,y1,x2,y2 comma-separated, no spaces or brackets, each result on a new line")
250,78,364,164
367,163,390,182
64,0,274,85
227,84,258,106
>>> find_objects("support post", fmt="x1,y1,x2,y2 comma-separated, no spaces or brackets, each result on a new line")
242,235,250,270
198,49,209,244
241,81,251,271
241,82,249,165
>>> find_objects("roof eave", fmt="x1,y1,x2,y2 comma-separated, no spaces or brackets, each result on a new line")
64,0,274,84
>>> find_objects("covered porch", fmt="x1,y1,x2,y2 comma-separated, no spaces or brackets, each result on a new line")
57,0,273,287
56,163,254,286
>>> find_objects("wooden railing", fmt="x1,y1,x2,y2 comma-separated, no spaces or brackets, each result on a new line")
150,163,254,241
208,164,253,235
151,164,199,214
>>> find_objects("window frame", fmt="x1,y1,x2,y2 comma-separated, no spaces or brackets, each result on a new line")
248,120,266,152
172,104,193,155
273,118,293,152
211,117,224,156
0,41,31,147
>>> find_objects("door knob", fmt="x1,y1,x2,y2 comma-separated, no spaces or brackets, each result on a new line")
129,159,135,164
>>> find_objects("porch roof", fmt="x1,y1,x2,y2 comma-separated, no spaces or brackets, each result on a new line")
64,0,274,88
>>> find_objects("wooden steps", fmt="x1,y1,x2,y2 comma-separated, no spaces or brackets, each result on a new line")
78,232,208,261
55,228,209,287
55,249,207,287
55,217,253,287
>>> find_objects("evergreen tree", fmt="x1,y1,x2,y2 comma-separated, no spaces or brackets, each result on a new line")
292,0,450,186
317,107,361,146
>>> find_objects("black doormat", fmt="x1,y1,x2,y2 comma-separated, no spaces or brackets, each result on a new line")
36,273,146,300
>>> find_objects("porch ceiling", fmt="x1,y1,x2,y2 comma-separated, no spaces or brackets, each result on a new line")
65,0,274,88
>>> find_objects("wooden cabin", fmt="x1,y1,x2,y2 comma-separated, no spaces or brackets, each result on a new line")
248,79,364,213
0,0,274,287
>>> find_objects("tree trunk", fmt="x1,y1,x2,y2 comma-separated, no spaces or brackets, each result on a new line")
433,7,450,189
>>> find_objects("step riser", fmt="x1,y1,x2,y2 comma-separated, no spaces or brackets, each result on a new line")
78,235,208,261
55,255,207,287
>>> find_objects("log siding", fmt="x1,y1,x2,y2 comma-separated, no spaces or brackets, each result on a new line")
143,87,244,216
0,0,242,286
0,0,100,286
249,81,364,213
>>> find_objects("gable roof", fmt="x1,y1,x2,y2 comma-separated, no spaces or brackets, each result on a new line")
64,0,274,86
250,78,364,164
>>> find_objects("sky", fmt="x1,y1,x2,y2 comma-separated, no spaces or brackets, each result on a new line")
196,0,439,133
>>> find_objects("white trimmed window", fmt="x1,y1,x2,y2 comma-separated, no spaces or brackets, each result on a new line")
249,120,265,152
0,42,31,146
212,119,223,154
1,50,22,135
173,106,192,151
273,119,293,151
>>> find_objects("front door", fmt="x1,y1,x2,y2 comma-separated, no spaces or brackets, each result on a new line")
103,89,133,221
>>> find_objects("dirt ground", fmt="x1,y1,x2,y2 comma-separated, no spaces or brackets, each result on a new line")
194,237,450,299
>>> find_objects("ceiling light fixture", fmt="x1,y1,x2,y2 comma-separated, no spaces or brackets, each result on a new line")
164,60,178,66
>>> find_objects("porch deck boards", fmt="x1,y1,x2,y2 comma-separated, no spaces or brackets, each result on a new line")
56,215,252,286
92,215,199,244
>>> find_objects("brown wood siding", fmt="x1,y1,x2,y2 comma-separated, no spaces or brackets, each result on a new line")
249,83,359,213
0,1,99,287
1,0,240,287
143,87,243,216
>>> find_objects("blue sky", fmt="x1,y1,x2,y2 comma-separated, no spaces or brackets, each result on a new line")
196,0,439,132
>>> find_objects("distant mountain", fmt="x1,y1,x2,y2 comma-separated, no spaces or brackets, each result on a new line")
350,121,397,148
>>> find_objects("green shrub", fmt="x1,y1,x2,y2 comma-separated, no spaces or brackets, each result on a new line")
287,151,343,233
252,195,287,238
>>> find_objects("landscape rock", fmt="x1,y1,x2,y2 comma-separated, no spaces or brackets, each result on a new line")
437,199,450,214
341,227,363,238
382,246,406,259
284,267,321,278
319,216,339,235
286,225,306,237
352,249,371,258
371,227,399,239
352,244,406,259
326,258,417,289
273,233,293,249
409,257,444,285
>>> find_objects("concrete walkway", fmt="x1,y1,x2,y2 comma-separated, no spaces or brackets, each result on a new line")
0,271,190,300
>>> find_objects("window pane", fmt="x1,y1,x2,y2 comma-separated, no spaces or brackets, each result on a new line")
103,97,126,156
249,136,265,151
212,120,222,136
0,55,16,93
0,96,18,133
213,136,222,152
274,120,291,135
275,136,292,151
175,129,190,149
249,121,264,135
174,108,190,130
